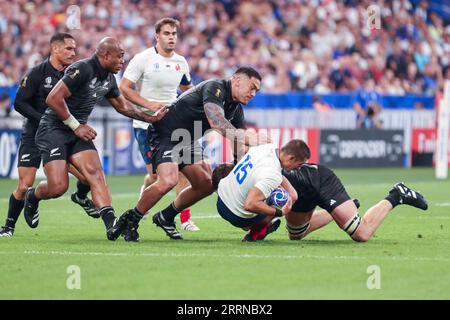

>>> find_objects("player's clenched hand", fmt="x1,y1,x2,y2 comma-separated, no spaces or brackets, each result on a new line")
145,102,166,113
142,105,169,123
74,124,97,141
281,197,293,216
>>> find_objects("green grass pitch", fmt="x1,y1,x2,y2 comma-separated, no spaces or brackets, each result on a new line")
0,168,449,299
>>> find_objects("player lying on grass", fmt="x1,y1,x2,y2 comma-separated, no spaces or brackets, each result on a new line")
282,161,428,242
211,140,309,241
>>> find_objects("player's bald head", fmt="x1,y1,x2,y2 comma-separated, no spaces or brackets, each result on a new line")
95,37,125,74
96,37,123,56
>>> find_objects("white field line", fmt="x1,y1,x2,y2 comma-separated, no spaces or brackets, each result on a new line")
0,250,448,263
0,191,176,202
435,202,450,206
25,210,450,220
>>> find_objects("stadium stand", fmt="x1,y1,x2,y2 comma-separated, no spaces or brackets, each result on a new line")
0,0,448,96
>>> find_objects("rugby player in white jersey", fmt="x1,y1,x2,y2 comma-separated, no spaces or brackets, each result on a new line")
211,140,310,241
120,18,199,241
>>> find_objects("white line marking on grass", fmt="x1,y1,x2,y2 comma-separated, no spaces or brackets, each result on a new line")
392,215,450,220
0,250,447,263
0,191,176,202
435,202,450,207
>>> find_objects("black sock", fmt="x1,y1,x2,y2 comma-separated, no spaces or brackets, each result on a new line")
160,202,181,222
385,189,400,208
99,206,116,229
76,181,90,199
28,188,40,203
129,208,143,224
5,194,24,228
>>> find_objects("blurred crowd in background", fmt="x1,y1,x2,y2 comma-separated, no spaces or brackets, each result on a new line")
0,0,449,96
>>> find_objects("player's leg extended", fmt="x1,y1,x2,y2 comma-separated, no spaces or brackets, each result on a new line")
111,162,179,241
174,161,214,210
285,209,335,240
0,167,37,237
67,163,99,219
330,199,389,242
23,160,69,228
150,161,211,240
35,160,70,199
332,183,428,242
285,210,313,240
141,166,157,194
176,171,199,231
69,150,116,232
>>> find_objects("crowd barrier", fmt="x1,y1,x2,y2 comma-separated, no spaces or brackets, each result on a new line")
3,125,447,178
0,102,443,177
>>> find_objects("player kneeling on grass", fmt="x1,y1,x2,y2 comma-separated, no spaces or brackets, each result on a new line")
282,161,428,242
211,140,313,241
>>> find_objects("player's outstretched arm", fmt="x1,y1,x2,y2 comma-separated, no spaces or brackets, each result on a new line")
108,95,168,123
119,78,163,113
204,102,270,146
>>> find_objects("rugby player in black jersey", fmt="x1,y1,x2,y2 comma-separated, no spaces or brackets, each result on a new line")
0,33,97,237
282,153,428,242
23,37,168,240
109,67,271,241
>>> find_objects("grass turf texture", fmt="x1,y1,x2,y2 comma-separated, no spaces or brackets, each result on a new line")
0,168,449,299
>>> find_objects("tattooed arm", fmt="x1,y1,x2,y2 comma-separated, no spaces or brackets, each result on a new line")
204,102,269,146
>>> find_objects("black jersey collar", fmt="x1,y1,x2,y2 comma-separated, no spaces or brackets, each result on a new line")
45,58,64,76
91,54,109,79
224,80,234,105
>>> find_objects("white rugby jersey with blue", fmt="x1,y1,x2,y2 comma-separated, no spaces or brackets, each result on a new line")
122,47,191,130
217,144,282,219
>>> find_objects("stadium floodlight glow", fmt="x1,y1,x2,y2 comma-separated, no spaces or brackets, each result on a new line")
435,80,450,179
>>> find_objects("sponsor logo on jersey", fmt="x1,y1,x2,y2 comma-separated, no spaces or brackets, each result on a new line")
50,147,61,157
21,154,31,162
69,69,80,79
21,76,28,87
89,77,97,88
44,76,53,88
215,89,221,98
162,150,172,158
175,64,181,71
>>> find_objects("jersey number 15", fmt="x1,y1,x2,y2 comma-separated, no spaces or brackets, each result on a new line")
233,154,253,185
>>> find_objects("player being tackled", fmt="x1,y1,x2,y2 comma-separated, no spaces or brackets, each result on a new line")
281,143,428,243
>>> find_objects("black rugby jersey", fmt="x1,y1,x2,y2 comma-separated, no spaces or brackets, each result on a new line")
14,59,64,134
40,55,120,129
153,79,246,138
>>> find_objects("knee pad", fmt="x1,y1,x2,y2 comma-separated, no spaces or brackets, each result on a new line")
286,222,310,240
342,213,362,236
